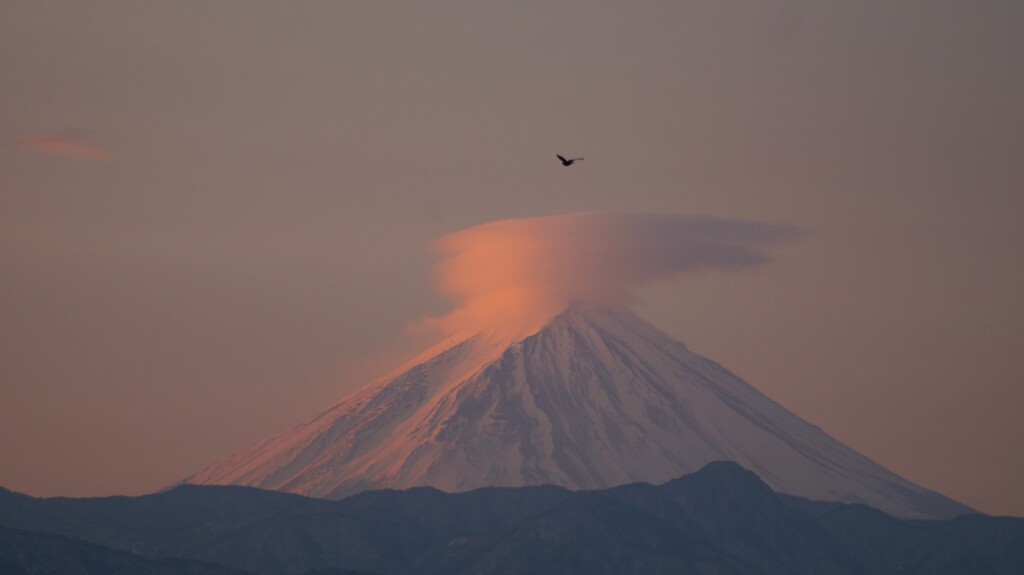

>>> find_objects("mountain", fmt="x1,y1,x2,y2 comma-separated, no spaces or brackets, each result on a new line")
2,464,1021,575
185,303,970,519
0,526,251,575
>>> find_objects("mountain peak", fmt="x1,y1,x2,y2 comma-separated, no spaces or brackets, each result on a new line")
665,461,776,499
549,299,640,323
691,459,758,479
187,305,972,519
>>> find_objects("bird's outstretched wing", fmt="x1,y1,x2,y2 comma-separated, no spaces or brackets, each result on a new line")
556,154,568,162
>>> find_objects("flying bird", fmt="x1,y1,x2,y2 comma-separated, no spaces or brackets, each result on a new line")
557,154,583,167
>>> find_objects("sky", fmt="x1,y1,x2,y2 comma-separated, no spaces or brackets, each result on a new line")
1,1,1022,515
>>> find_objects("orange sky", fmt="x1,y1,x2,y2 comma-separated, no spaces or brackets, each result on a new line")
1,2,1022,515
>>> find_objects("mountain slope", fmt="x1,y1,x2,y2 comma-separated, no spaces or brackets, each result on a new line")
186,303,970,519
0,526,251,575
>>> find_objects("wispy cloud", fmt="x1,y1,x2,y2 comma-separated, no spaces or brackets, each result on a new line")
20,132,111,161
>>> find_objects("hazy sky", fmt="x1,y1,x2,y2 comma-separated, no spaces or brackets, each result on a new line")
2,1,1022,515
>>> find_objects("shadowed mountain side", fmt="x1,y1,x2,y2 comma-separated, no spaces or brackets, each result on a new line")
2,462,1022,575
0,526,251,575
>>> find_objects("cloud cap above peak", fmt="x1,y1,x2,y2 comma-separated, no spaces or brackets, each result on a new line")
423,212,804,338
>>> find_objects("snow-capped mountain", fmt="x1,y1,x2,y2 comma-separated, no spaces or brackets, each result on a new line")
185,303,971,519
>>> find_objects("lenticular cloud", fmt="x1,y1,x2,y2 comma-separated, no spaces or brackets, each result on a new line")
424,212,802,337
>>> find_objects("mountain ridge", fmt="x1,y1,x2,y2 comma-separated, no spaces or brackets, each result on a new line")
1,463,1019,575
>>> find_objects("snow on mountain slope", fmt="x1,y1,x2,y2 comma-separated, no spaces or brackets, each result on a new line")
185,303,972,519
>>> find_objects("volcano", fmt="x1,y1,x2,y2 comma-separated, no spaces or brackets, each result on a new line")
185,303,970,519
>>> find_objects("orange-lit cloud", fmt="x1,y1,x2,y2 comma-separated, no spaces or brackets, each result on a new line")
20,133,111,161
422,212,802,338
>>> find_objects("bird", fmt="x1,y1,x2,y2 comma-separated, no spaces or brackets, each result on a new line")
557,154,583,167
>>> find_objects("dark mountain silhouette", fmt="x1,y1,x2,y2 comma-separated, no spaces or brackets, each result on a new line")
2,462,1021,575
0,526,250,575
